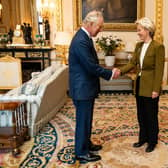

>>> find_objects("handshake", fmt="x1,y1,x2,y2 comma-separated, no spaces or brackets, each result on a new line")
112,68,121,79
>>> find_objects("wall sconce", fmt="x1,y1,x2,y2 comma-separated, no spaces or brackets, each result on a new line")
36,0,55,19
54,32,73,64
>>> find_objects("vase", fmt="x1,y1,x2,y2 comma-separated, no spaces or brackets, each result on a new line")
104,55,115,67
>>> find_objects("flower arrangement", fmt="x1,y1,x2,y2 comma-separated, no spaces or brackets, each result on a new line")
95,35,124,56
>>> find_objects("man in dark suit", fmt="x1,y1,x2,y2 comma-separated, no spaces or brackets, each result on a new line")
68,10,114,163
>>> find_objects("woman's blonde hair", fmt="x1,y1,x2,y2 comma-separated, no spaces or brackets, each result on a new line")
136,17,156,38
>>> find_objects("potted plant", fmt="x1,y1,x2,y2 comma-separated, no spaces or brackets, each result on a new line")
96,35,124,66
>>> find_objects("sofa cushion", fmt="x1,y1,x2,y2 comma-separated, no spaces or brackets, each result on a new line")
20,82,39,95
19,66,56,95
0,110,13,127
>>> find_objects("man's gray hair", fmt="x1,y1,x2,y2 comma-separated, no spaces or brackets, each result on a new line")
83,10,103,24
136,17,156,38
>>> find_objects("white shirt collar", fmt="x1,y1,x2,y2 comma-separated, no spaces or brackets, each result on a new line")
144,39,152,45
81,27,91,38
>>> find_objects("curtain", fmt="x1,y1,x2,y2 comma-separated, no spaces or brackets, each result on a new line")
8,0,38,36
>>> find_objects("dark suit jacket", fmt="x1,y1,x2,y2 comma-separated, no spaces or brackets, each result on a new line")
68,28,112,100
120,40,165,97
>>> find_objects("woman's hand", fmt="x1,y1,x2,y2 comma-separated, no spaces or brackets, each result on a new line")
152,91,159,99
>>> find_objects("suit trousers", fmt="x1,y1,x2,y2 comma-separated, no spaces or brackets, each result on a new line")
135,76,159,145
73,99,95,156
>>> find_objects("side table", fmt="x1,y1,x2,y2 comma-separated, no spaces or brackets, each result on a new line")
100,75,133,91
0,101,30,156
100,64,135,91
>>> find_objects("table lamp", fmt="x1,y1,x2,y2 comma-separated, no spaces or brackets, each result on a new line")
54,31,73,64
125,42,135,60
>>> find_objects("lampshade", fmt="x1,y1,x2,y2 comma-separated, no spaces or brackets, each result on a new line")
54,31,73,65
54,31,73,45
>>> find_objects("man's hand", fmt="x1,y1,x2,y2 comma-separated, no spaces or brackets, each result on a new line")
112,68,121,79
152,91,159,99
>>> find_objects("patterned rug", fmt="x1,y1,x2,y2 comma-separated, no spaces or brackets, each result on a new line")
1,93,168,168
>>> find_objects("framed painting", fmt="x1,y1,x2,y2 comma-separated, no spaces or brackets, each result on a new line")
73,0,145,31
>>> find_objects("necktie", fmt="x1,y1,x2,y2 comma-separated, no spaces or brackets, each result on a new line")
90,38,94,46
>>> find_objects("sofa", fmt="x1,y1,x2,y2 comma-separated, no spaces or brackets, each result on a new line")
0,64,69,137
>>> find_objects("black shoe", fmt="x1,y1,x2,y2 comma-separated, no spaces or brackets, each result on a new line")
89,144,102,151
133,141,146,148
76,153,101,163
145,144,156,153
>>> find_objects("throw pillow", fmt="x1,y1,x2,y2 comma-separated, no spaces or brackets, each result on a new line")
19,82,39,95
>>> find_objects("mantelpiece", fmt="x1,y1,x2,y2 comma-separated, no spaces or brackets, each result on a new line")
0,47,55,70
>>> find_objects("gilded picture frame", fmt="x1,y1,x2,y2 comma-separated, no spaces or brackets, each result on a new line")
73,0,145,31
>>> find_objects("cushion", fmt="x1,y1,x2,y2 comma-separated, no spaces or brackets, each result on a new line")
19,66,54,96
31,72,40,79
0,110,13,127
19,65,62,96
19,82,39,95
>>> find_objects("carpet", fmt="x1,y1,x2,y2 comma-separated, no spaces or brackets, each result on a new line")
1,93,168,168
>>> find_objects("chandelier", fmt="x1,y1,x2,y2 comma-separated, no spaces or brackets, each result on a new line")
36,0,55,18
